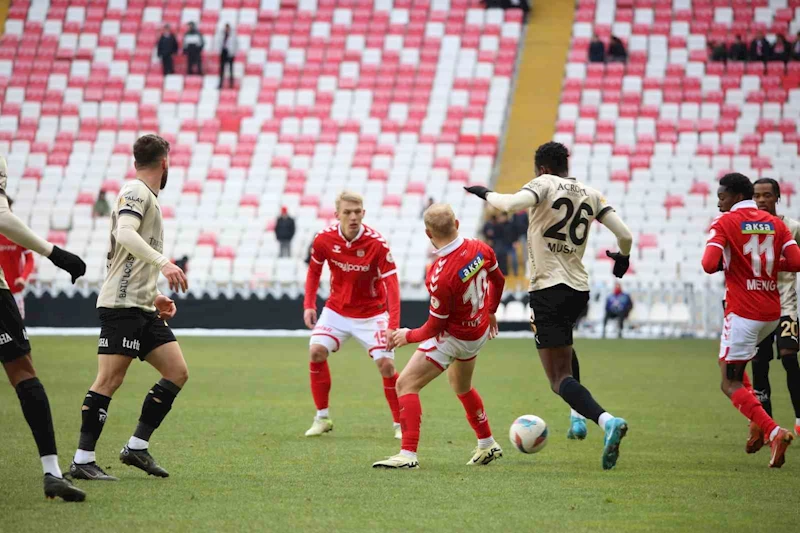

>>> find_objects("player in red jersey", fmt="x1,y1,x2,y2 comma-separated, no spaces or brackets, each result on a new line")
702,173,800,468
372,204,505,469
303,191,401,438
0,198,34,319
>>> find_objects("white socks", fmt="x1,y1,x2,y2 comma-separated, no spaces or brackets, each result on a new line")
598,412,614,431
316,408,329,419
41,455,62,478
393,422,401,429
478,436,496,448
399,449,417,460
571,409,586,420
128,436,149,450
73,449,95,465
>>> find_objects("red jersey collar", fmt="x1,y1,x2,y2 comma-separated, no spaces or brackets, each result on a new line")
433,235,464,257
730,200,757,212
337,223,364,247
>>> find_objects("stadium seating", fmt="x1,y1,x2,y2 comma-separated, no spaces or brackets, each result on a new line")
556,0,800,296
0,0,523,294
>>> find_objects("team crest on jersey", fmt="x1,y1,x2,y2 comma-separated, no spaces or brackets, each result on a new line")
386,252,394,263
741,222,775,235
458,253,485,283
357,249,365,257
430,296,440,309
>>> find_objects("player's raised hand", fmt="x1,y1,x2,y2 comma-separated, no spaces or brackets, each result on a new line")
154,294,177,320
304,308,317,329
391,328,410,348
463,185,492,200
605,250,630,278
488,314,499,340
161,262,188,293
48,246,86,283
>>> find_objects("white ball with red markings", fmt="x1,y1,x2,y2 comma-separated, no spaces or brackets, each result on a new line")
509,415,549,454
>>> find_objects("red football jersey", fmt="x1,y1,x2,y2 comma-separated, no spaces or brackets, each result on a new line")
707,200,797,321
305,223,397,319
424,237,499,341
0,234,33,294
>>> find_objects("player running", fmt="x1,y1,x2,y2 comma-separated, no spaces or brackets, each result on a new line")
702,173,800,468
0,197,35,319
0,156,87,501
372,203,505,469
750,178,800,441
465,141,634,470
303,191,401,439
69,134,189,481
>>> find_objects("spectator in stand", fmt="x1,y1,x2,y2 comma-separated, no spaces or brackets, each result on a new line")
750,31,772,62
482,214,505,275
588,33,605,63
708,40,728,62
421,196,435,217
771,34,791,63
498,212,518,277
217,23,238,89
511,210,528,278
183,22,205,75
0,198,34,320
603,283,633,339
608,35,627,63
93,191,110,218
275,207,296,258
157,24,179,76
793,31,800,60
729,35,748,61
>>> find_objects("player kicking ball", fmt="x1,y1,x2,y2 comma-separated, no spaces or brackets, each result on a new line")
750,178,800,443
702,173,800,468
0,156,87,501
303,191,402,439
372,204,505,469
465,142,634,470
69,134,189,481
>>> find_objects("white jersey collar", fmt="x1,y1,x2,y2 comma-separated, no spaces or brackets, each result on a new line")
433,236,464,257
338,224,364,247
731,200,757,212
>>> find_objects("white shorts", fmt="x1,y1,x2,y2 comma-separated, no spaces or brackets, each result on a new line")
13,292,24,320
718,312,779,362
310,307,394,360
418,328,490,371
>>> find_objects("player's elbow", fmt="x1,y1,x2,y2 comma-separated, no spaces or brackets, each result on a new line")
701,257,718,274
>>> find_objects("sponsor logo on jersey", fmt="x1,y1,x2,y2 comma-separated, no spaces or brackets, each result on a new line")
122,337,141,352
458,253,485,283
330,259,370,272
0,332,12,345
461,318,480,328
557,183,587,195
741,221,775,235
149,236,164,253
98,338,109,348
332,245,342,254
747,279,777,291
117,253,136,299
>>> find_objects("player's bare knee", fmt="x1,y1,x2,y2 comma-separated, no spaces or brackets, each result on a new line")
164,364,189,387
92,372,125,396
4,355,36,388
309,345,329,362
396,373,417,395
375,357,395,377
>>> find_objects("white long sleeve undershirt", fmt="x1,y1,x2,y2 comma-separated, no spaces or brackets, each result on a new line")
116,213,170,268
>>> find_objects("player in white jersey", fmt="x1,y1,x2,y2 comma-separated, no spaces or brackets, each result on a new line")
69,135,189,482
749,178,800,445
465,142,635,470
0,156,87,501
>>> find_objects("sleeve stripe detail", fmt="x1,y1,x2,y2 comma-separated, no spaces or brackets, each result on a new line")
488,263,499,272
597,206,614,221
429,311,449,319
310,257,324,265
119,209,143,220
782,240,798,251
522,187,540,203
706,242,724,250
380,269,398,279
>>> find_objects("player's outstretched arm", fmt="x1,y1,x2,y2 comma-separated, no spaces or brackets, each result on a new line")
0,194,86,283
116,214,187,292
600,211,633,278
464,186,539,213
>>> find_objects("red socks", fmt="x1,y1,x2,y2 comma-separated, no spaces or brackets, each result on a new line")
383,373,400,424
309,361,331,410
732,386,777,439
399,393,422,453
457,388,492,440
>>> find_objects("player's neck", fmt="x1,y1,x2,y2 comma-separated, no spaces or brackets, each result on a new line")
135,174,160,196
432,233,461,251
340,224,361,242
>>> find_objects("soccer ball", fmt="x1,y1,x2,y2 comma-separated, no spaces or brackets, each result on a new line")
509,415,548,454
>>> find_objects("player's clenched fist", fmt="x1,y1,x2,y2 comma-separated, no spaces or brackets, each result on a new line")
391,328,410,348
303,308,317,329
161,262,188,293
154,294,177,320
48,246,87,283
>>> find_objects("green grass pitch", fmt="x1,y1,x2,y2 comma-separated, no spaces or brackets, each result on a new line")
2,336,799,532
